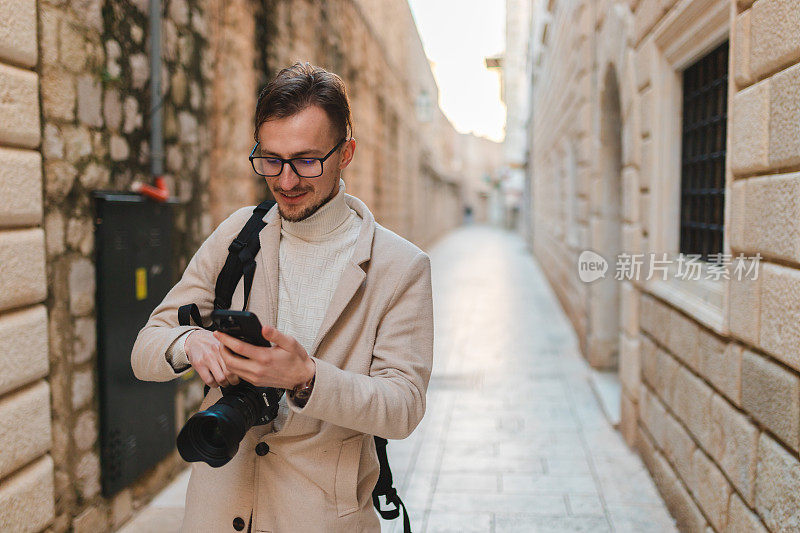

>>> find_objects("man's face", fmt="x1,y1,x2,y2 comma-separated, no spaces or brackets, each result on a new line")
256,105,355,222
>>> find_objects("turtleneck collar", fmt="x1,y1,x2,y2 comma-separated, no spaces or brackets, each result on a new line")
280,179,353,240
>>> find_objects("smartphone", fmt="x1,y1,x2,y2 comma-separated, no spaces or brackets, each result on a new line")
210,310,271,348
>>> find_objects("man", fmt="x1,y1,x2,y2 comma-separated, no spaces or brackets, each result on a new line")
131,62,434,532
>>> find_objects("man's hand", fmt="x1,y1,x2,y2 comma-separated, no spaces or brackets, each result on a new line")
184,330,241,388
214,325,316,390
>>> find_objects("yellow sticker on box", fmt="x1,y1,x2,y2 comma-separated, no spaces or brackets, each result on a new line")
135,267,147,300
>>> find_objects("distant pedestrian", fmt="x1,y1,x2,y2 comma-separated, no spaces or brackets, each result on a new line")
464,204,474,224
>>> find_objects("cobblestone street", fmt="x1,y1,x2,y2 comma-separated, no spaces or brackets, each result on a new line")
380,226,676,533
120,226,677,532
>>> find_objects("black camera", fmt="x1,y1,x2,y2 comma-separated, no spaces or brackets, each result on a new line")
176,310,283,467
177,382,283,467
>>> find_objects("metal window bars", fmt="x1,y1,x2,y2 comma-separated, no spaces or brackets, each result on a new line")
679,40,729,263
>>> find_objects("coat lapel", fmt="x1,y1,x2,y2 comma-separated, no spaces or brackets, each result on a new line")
310,194,376,355
310,262,365,355
257,205,282,328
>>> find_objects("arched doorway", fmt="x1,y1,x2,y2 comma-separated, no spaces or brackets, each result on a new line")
588,66,623,370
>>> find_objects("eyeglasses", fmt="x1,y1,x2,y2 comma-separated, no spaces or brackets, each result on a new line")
249,138,346,178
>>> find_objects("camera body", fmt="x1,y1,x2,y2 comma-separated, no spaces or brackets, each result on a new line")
222,380,283,426
176,310,284,468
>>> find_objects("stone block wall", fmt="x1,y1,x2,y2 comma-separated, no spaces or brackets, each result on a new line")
0,1,56,531
638,293,764,531
206,0,261,226
528,0,800,530
638,0,800,530
529,1,593,356
38,0,215,530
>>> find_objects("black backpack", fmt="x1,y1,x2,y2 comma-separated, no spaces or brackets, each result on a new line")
178,200,411,533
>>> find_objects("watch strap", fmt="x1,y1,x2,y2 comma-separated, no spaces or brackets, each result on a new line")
290,373,315,407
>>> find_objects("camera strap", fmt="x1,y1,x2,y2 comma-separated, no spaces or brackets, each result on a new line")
372,436,411,533
178,199,273,329
178,200,412,532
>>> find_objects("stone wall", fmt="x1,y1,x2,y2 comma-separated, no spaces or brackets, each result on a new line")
529,0,593,358
206,0,262,225
0,2,56,532
722,0,800,529
528,0,800,530
38,0,215,530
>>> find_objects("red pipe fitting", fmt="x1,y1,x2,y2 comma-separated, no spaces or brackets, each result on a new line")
133,176,170,202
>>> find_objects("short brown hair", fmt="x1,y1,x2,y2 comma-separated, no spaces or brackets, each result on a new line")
254,62,353,143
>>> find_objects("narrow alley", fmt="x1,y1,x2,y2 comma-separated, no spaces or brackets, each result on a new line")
379,226,677,532
3,1,797,531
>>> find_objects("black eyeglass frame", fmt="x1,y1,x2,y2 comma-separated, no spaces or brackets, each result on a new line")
249,138,347,178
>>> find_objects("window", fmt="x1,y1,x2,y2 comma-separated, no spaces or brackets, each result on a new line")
645,0,730,334
679,40,728,262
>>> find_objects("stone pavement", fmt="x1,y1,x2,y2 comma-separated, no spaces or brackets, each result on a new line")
117,225,677,533
379,226,676,533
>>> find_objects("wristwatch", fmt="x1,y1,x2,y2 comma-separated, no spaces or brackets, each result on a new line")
290,373,315,408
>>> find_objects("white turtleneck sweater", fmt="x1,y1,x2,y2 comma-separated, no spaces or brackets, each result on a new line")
276,179,361,352
167,180,361,428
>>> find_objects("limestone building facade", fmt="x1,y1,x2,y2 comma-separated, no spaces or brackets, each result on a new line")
525,0,800,530
0,0,501,531
0,1,54,531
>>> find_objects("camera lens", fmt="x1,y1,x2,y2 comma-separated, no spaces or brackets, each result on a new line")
200,418,226,448
177,401,246,467
176,383,282,468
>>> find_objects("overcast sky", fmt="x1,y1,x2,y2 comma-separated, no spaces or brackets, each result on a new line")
408,0,507,142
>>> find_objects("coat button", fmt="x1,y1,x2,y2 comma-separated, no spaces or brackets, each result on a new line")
232,516,245,531
255,442,270,456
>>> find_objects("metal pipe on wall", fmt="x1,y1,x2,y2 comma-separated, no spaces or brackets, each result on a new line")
149,0,164,178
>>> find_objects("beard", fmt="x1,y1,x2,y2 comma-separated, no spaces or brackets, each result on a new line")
277,199,323,222
275,181,339,222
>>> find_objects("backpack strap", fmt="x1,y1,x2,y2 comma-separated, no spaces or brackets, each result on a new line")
178,303,215,330
213,200,273,312
178,200,273,328
372,436,411,533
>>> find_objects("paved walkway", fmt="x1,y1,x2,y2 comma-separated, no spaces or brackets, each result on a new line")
118,226,677,533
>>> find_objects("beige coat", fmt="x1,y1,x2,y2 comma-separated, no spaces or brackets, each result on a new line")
131,194,434,532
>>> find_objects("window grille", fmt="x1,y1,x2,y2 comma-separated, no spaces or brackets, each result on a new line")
679,40,728,263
